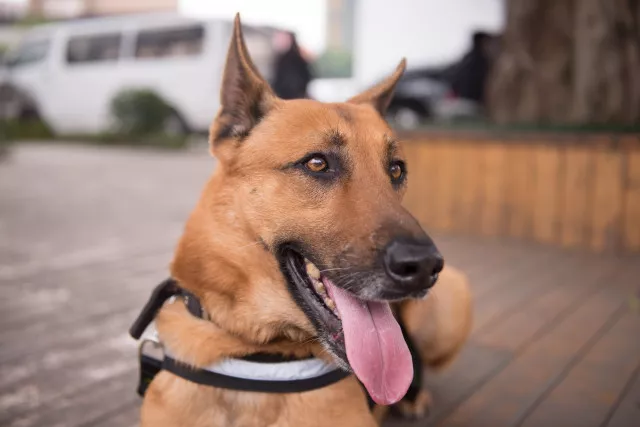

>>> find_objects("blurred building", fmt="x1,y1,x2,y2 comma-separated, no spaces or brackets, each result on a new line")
0,0,27,23
28,0,177,19
354,0,504,86
312,0,356,81
310,0,503,105
0,2,27,51
326,0,354,52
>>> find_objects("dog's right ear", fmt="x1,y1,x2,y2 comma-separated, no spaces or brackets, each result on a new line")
210,14,279,150
347,58,406,117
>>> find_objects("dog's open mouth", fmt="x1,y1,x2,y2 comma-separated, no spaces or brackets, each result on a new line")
303,259,341,319
279,246,414,405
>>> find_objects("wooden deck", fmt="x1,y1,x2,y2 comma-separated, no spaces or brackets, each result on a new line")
1,144,638,427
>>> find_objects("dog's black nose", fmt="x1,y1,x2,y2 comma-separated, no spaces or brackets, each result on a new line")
383,237,444,291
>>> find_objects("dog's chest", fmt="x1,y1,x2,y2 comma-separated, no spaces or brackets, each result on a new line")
178,389,287,427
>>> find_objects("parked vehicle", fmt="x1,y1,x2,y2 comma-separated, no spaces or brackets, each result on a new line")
386,65,481,129
386,32,499,129
0,13,279,135
386,67,448,128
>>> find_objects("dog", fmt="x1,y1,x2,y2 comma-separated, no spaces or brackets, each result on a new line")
137,15,472,427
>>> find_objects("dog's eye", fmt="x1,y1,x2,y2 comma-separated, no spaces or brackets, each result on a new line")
305,156,329,173
292,152,340,181
389,161,405,183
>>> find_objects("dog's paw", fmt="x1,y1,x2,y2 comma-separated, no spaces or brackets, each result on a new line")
392,389,433,420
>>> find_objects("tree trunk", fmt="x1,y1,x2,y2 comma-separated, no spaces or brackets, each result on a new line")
487,0,640,125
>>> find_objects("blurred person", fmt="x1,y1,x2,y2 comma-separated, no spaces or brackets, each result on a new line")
271,32,313,100
449,31,494,106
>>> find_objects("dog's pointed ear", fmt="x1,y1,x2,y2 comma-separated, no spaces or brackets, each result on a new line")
347,58,406,116
210,14,279,147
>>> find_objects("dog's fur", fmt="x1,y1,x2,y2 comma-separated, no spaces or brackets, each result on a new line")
140,15,472,427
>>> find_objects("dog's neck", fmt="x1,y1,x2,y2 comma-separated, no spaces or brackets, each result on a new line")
168,173,322,361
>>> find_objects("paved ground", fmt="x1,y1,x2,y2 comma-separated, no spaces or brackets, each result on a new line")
0,143,638,427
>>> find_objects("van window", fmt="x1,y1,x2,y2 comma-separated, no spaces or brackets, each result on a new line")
67,33,122,64
134,25,204,59
6,39,50,68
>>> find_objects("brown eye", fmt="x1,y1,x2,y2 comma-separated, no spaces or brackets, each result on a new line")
389,162,404,181
306,157,329,173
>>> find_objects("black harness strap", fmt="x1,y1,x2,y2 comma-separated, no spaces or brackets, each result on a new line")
130,278,349,396
129,278,194,340
137,352,163,397
131,278,423,405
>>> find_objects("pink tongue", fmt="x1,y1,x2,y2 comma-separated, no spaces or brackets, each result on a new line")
323,278,413,405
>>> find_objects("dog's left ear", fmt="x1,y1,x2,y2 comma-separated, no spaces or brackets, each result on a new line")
210,14,280,149
348,58,406,116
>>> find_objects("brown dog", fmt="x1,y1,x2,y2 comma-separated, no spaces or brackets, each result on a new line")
138,15,472,427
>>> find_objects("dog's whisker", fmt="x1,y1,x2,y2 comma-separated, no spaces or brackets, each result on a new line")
299,336,320,346
336,274,362,291
319,267,353,273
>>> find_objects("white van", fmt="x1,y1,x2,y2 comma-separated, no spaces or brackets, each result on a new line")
0,13,279,135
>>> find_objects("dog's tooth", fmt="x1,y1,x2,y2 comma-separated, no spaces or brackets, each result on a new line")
313,280,326,295
319,281,327,294
306,262,321,280
325,297,336,310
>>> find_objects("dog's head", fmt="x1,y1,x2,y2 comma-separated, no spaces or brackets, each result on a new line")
172,15,443,405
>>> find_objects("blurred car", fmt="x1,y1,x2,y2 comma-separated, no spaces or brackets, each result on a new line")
386,65,481,129
386,67,448,128
0,12,279,135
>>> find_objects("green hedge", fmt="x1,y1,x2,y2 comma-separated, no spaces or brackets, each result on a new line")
0,119,188,149
0,119,53,141
110,89,175,136
1,89,190,149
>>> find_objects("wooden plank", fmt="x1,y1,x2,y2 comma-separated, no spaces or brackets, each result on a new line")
425,141,445,229
468,244,560,300
480,143,506,237
471,251,585,334
622,149,640,252
0,244,172,292
505,144,536,239
422,340,514,426
469,143,487,235
560,147,591,248
590,149,624,252
532,146,563,245
0,306,140,364
0,257,168,332
0,258,163,353
93,402,140,427
0,345,136,420
455,144,483,234
474,256,618,350
0,322,136,391
447,143,466,234
518,311,640,427
409,142,441,228
439,276,630,427
2,370,138,427
431,233,492,270
604,365,640,427
435,236,542,286
433,142,457,231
